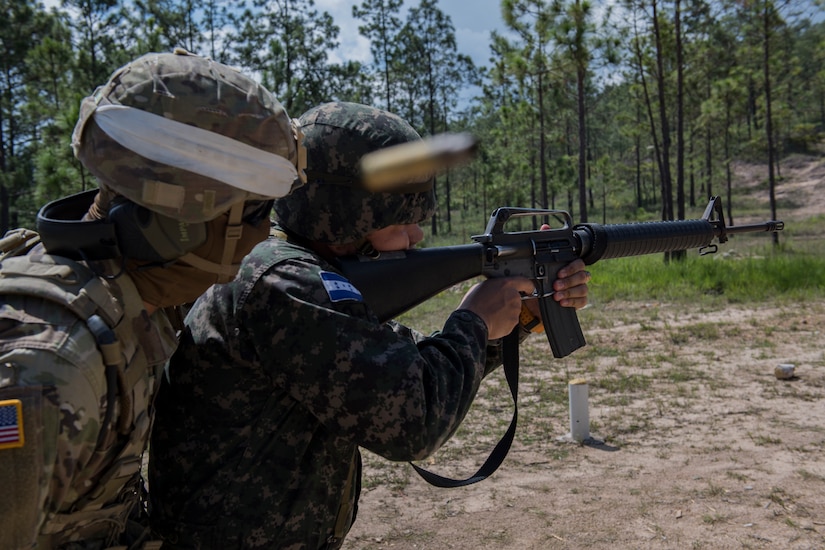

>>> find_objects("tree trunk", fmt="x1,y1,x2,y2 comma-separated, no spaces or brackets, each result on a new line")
762,0,779,245
538,70,549,211
577,64,588,222
672,0,686,260
652,0,673,223
725,99,734,225
675,0,685,221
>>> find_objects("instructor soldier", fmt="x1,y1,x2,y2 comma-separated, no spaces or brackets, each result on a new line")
0,49,300,549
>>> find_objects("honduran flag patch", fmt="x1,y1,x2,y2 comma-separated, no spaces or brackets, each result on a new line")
320,271,364,303
0,399,24,450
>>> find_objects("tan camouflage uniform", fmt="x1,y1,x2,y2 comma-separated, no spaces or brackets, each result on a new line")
0,49,298,550
0,254,176,549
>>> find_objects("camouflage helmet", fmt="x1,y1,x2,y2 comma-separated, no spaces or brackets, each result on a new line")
73,49,301,223
273,102,436,245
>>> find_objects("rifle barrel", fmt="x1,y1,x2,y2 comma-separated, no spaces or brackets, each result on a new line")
726,221,785,235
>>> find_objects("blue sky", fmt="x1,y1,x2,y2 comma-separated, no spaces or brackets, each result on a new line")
317,0,506,70
41,0,506,71
319,1,508,108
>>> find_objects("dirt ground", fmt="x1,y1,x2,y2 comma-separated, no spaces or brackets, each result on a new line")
341,156,825,550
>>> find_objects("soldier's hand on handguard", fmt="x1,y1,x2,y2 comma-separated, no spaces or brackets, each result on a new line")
457,277,537,340
538,222,590,311
521,258,591,327
552,258,590,310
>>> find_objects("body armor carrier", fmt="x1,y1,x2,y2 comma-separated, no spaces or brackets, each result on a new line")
0,229,171,549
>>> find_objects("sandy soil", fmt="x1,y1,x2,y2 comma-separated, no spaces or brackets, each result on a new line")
341,155,825,550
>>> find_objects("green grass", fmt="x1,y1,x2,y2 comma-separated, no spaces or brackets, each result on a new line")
589,247,825,304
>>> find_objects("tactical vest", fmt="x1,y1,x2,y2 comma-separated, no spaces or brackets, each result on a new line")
0,228,173,549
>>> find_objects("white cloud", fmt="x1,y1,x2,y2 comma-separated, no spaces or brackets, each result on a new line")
315,0,372,64
440,0,505,68
320,0,506,69
39,0,507,69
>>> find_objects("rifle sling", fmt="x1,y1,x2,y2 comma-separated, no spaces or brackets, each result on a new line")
409,327,520,488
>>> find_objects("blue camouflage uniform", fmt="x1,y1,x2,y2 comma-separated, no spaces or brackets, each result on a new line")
149,101,523,549
148,230,508,549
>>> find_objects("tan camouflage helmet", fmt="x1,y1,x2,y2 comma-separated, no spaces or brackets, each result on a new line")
273,102,435,245
73,49,302,223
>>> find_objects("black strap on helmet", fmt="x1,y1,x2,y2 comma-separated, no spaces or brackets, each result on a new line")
37,189,266,265
36,190,122,261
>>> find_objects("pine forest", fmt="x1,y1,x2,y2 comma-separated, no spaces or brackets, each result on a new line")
2,0,824,239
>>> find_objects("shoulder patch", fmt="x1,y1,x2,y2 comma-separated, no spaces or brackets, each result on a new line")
0,399,24,450
320,271,363,303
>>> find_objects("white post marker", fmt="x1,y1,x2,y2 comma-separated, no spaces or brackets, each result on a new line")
568,378,590,442
557,377,604,446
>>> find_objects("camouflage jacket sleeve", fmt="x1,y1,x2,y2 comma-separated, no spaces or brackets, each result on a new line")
387,321,527,379
236,238,491,462
148,237,504,547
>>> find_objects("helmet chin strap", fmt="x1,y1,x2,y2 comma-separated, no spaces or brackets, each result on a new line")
178,202,245,283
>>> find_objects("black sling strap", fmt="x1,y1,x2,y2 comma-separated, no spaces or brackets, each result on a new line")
410,327,521,487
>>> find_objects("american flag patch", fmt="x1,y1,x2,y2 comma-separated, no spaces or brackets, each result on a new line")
0,399,25,450
320,271,363,303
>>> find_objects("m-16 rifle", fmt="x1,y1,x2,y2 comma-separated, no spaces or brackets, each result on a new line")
345,140,784,488
338,196,784,359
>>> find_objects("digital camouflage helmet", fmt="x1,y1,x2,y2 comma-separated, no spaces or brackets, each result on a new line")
273,102,435,245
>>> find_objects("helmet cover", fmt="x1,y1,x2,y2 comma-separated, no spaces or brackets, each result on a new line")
73,49,299,223
273,101,435,244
